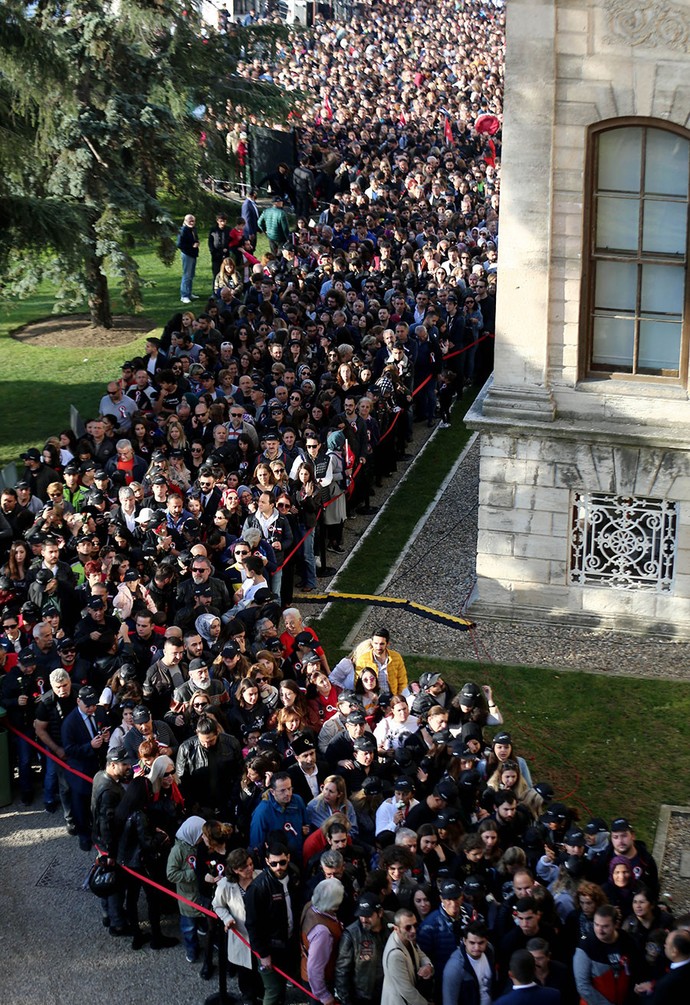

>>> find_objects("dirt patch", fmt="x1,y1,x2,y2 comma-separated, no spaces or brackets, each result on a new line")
11,314,157,349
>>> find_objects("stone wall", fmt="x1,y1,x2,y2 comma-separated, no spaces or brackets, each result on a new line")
468,0,690,636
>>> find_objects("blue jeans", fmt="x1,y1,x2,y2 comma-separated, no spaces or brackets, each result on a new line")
300,527,317,588
43,757,74,822
180,915,200,958
180,253,197,298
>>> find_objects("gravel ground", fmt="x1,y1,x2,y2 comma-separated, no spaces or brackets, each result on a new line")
340,434,690,681
658,812,690,916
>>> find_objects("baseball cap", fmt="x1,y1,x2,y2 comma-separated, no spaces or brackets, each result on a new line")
585,817,609,836
393,777,413,792
294,630,316,647
124,570,140,583
135,508,154,523
18,647,37,664
346,710,366,726
87,596,105,610
353,734,377,752
106,747,129,763
78,686,99,704
189,658,209,674
132,705,151,723
492,731,512,745
419,671,442,688
21,448,41,461
222,641,240,658
356,892,382,917
439,879,463,900
564,828,586,847
57,637,76,652
611,817,632,832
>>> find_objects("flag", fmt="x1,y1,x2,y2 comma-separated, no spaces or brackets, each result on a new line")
398,108,407,126
324,90,333,120
485,138,496,167
444,115,454,146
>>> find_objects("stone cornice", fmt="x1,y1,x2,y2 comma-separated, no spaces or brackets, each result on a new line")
605,0,690,52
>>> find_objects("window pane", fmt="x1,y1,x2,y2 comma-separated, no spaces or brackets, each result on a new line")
641,264,685,315
643,200,687,254
592,316,634,370
646,129,689,197
638,320,681,373
597,196,639,251
595,261,637,311
598,129,642,192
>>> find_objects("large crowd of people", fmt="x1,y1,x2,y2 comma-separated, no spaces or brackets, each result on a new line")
1,1,689,1003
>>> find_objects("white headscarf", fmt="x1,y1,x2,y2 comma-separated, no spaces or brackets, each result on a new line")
175,815,206,845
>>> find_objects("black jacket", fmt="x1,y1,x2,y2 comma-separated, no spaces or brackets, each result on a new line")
244,864,302,958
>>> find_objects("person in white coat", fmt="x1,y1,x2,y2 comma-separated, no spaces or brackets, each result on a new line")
381,908,434,1005
212,847,262,1003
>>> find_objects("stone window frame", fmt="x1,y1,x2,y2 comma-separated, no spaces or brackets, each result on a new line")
581,117,690,384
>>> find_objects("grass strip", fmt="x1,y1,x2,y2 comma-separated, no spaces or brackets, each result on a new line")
315,393,477,654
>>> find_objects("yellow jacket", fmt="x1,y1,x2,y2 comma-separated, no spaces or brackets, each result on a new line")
354,641,408,696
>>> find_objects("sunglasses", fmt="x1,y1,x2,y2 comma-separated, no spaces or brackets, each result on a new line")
191,567,206,573
267,859,289,868
192,703,209,709
164,770,176,777
254,676,266,683
3,623,18,629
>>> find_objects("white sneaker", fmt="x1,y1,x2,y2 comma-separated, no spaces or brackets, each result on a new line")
190,294,200,300
180,297,191,304
439,421,451,428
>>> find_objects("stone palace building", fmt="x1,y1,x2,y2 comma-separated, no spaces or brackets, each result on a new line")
467,0,690,636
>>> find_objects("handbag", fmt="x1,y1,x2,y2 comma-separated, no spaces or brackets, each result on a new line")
88,854,119,898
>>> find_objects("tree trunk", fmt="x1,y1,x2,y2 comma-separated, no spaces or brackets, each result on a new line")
85,249,112,328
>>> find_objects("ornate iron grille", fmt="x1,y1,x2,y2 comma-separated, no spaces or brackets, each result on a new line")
569,492,677,591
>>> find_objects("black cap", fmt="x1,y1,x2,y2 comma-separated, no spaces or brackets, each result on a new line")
292,733,316,756
541,801,567,824
118,664,138,682
356,892,382,916
393,776,413,791
87,596,105,610
534,781,554,803
132,705,151,724
222,641,240,657
294,630,316,646
361,776,383,795
346,710,366,726
124,569,140,583
78,685,99,704
435,779,459,801
585,817,609,836
564,828,586,847
189,658,209,674
106,747,129,763
21,448,41,461
57,637,76,652
64,462,80,475
18,646,37,664
194,584,213,596
419,671,442,688
438,879,463,900
435,809,459,827
353,734,377,752
252,587,274,604
35,568,55,585
463,874,487,896
183,518,200,534
611,817,632,832
492,731,512,745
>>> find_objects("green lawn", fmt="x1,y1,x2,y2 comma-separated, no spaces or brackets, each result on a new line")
0,195,250,469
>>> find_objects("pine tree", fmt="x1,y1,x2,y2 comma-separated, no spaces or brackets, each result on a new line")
0,1,293,326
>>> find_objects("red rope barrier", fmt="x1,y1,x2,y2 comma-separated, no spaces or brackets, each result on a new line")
4,721,319,1000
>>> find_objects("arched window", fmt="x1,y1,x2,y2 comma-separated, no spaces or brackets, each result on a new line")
583,120,690,380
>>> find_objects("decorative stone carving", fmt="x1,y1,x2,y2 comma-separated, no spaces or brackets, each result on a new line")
605,0,690,53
